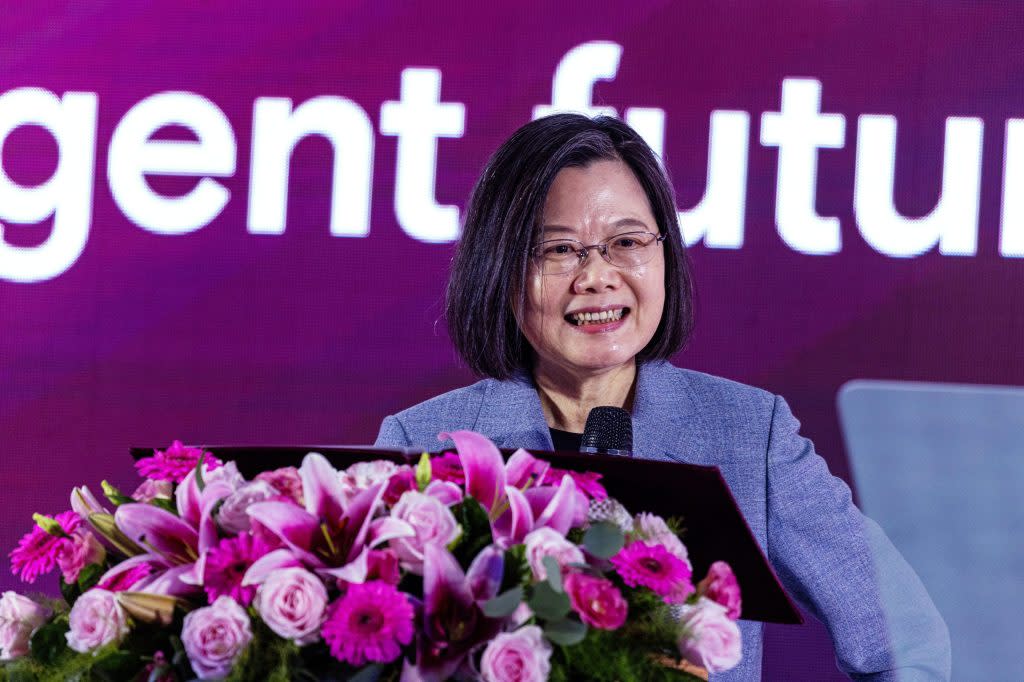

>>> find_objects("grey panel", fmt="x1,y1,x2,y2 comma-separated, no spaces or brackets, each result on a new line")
838,380,1024,680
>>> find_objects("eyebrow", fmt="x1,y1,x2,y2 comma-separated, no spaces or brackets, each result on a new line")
539,218,652,236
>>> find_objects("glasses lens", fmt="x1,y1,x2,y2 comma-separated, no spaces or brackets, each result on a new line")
534,240,581,274
606,232,658,267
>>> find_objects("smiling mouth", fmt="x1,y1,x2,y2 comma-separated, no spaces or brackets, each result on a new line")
565,307,629,326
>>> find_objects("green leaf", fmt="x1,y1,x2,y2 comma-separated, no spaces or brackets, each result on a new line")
501,545,529,592
582,522,625,559
543,617,588,646
150,496,176,513
449,499,493,570
482,586,524,618
195,453,207,492
76,562,104,592
527,581,571,621
29,617,69,664
91,650,137,680
59,575,81,605
415,452,432,491
543,556,563,593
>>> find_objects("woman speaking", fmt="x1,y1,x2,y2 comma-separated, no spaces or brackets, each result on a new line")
375,114,950,680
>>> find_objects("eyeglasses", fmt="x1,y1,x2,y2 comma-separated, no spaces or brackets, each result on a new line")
529,231,666,275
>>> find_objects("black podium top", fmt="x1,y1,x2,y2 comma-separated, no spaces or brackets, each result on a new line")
130,444,802,625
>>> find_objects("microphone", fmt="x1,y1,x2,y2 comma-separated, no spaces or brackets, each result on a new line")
580,406,633,457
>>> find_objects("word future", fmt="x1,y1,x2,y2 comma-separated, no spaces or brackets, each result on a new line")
1,41,1022,283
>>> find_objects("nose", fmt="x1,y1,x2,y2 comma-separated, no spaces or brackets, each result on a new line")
571,247,622,294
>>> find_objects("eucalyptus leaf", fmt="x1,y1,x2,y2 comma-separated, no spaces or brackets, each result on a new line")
543,617,588,646
527,581,571,621
543,555,563,593
482,586,524,618
582,521,625,559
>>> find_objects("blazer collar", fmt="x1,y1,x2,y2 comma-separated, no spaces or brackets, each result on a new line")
472,361,710,464
473,371,553,451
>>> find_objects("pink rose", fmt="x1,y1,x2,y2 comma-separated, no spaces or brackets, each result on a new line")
254,567,328,645
131,479,173,503
217,480,278,534
182,596,253,679
339,460,405,505
389,491,460,573
697,561,741,620
633,513,690,568
480,625,552,682
677,597,742,673
383,468,416,505
254,467,304,505
55,528,105,584
65,588,130,653
523,527,584,581
564,572,628,630
0,592,51,660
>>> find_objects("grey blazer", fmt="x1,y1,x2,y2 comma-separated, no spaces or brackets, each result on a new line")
375,361,951,680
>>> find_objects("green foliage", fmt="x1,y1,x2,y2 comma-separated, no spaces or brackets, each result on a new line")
527,581,570,621
225,618,300,682
548,604,697,682
582,522,625,559
76,565,103,594
1,638,142,682
542,556,563,593
500,544,529,592
29,618,69,665
149,497,176,513
482,586,523,618
543,617,587,646
449,499,493,570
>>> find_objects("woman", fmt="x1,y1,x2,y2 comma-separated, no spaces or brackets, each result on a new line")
375,114,950,680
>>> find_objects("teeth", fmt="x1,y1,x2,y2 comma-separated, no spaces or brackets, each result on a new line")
571,309,625,325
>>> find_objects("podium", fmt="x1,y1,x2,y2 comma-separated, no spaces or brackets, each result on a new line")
132,444,802,625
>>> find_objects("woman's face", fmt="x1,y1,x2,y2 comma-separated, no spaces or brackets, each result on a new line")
521,159,666,379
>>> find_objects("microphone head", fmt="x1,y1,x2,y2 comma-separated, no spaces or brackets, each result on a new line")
581,406,633,455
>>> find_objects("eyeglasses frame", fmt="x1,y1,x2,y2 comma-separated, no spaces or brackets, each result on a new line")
529,230,667,275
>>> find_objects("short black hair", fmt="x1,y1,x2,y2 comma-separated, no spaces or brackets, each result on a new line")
445,114,695,379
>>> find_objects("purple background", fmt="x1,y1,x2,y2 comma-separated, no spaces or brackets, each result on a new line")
3,2,1023,678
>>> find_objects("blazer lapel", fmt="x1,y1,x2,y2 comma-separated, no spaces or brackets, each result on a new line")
472,371,553,451
632,361,714,466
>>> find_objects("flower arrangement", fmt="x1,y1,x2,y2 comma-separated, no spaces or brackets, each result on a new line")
1,432,742,681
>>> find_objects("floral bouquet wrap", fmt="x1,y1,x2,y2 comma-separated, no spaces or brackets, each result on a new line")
1,431,742,681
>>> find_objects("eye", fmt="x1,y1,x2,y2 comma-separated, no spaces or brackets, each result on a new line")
613,236,640,249
542,242,577,256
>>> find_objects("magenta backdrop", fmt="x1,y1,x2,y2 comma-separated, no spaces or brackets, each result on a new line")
3,2,1023,678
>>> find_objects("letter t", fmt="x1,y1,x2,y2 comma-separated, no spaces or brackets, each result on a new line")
760,79,846,254
380,68,465,243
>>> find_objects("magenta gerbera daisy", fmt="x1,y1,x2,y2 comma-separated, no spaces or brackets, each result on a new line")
135,441,222,483
321,580,414,666
610,541,695,604
203,533,271,605
9,510,81,584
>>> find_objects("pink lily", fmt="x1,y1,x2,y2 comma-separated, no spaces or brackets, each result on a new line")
108,462,237,596
406,543,505,681
246,452,414,585
442,431,584,546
